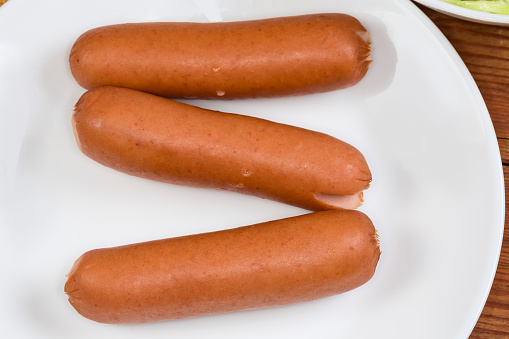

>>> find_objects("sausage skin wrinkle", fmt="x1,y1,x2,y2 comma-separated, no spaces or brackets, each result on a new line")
69,13,372,99
72,86,372,211
65,210,381,324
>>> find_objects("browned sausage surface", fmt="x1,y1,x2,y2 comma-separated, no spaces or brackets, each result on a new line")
72,86,372,211
69,13,372,99
64,210,380,324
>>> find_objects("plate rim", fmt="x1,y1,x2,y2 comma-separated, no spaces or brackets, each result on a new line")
399,1,506,336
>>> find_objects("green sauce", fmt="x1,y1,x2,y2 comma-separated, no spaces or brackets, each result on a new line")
442,0,509,14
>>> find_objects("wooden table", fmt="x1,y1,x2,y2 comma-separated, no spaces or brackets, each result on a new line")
412,5,509,337
0,0,507,337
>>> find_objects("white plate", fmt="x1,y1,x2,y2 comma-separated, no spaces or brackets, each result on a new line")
414,0,509,25
0,0,504,338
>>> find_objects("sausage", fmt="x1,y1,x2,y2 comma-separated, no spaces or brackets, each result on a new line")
64,210,381,323
72,86,372,211
69,13,372,99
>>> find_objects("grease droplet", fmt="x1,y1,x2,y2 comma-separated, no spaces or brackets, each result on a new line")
242,169,253,177
212,67,221,73
216,90,225,97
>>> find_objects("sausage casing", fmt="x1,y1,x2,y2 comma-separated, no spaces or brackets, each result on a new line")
64,210,380,323
69,13,372,99
72,86,371,211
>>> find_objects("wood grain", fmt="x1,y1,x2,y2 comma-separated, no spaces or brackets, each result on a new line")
415,4,509,337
